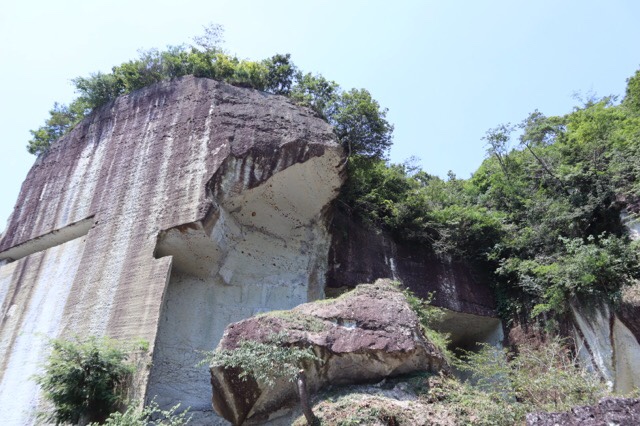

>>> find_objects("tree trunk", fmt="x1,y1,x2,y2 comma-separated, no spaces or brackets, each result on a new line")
297,369,318,426
523,143,568,194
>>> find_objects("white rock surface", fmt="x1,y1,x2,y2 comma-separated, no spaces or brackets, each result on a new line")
572,301,640,394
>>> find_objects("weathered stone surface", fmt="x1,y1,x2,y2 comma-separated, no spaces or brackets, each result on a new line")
0,76,343,424
211,279,449,425
327,212,496,317
571,301,640,394
526,397,640,426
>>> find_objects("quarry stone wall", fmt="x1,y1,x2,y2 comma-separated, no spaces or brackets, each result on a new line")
0,76,343,424
327,210,503,348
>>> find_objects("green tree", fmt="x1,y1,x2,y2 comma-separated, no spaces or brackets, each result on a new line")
27,102,85,155
329,88,394,159
482,123,515,178
191,22,225,53
73,72,125,110
111,51,165,94
27,24,395,162
518,110,567,192
290,72,340,118
228,59,268,90
263,53,297,95
624,69,640,114
34,336,138,425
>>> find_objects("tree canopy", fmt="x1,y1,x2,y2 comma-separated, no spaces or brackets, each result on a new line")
27,24,393,161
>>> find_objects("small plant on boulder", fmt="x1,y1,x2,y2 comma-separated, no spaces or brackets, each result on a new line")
201,332,322,425
396,283,452,362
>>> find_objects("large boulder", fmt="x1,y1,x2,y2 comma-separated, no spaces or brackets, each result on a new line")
210,279,449,425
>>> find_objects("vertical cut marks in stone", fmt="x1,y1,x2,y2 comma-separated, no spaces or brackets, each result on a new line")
0,234,89,425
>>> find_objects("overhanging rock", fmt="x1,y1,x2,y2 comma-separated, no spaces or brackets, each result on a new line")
0,76,344,424
327,211,503,349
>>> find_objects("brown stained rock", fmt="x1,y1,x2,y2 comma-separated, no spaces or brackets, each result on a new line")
210,279,449,425
526,398,640,426
327,211,497,318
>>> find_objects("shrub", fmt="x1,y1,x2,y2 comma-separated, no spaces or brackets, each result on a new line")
423,337,609,425
34,336,139,425
90,399,191,426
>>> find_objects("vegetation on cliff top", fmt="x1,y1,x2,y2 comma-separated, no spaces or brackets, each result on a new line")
27,24,392,160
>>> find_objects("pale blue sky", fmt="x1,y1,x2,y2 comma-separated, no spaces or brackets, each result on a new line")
1,0,639,230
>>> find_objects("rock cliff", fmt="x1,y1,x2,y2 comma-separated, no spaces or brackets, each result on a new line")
0,76,343,424
328,211,503,349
